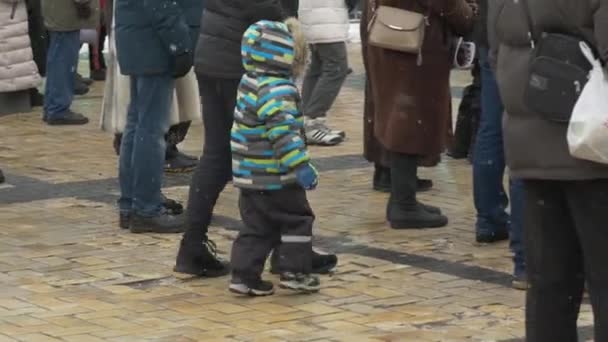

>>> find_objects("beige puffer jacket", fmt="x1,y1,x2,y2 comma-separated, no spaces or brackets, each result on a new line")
0,0,41,93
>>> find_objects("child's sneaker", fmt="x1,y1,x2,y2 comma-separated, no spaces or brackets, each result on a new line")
279,272,321,293
229,278,275,296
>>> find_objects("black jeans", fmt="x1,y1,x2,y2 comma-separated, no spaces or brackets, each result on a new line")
231,187,314,282
524,180,608,342
183,75,240,243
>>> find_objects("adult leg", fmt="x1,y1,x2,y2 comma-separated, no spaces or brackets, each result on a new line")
127,74,187,234
165,121,197,173
229,190,276,295
118,76,139,216
301,45,322,111
565,180,608,341
509,178,526,289
44,31,87,124
473,47,509,243
524,180,584,342
387,152,447,229
302,42,348,144
175,75,238,276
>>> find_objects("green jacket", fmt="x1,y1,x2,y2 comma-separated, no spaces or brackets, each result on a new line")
41,0,99,31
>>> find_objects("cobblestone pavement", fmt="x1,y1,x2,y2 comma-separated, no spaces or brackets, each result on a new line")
0,44,595,342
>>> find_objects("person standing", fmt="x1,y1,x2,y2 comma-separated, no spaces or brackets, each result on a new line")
472,0,526,289
362,0,474,229
298,0,354,146
1,0,42,109
41,0,98,125
490,0,608,340
114,0,194,233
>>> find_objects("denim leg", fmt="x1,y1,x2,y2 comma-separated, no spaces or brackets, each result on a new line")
118,76,139,213
43,31,80,119
131,75,175,217
473,47,509,234
509,178,525,275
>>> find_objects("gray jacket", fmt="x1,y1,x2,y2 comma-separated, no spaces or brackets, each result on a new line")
489,0,608,180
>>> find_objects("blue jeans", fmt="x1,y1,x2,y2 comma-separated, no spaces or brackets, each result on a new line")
473,48,525,273
118,75,174,217
43,31,81,119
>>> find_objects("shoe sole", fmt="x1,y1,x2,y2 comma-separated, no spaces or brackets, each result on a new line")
229,284,275,296
130,227,186,234
279,281,320,293
270,261,337,275
46,120,89,126
173,265,230,278
512,280,529,291
390,218,449,229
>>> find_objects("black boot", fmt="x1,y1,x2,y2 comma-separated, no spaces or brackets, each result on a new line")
270,249,337,275
373,164,391,193
416,178,433,192
0,169,4,184
387,153,448,229
174,239,230,277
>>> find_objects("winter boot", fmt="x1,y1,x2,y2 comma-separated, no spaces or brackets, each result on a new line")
387,153,448,229
174,239,230,277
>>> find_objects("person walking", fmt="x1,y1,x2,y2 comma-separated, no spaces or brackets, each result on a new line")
175,0,338,278
41,0,98,125
298,0,354,146
1,0,42,110
472,0,526,289
361,0,474,229
490,0,608,340
114,0,194,233
230,19,322,296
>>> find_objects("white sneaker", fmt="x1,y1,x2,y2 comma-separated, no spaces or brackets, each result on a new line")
305,118,344,146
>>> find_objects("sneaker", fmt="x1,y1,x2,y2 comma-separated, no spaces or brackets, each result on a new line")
279,272,320,293
130,211,186,234
175,239,230,277
305,118,344,146
46,110,89,126
476,229,509,244
229,278,275,296
165,153,197,173
512,272,529,291
269,250,338,275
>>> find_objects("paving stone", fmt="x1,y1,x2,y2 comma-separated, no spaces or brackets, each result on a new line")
0,43,596,341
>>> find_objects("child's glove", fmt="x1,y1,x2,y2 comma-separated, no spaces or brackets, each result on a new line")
73,0,92,19
295,163,319,190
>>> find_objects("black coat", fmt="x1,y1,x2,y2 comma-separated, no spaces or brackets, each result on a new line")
194,0,284,79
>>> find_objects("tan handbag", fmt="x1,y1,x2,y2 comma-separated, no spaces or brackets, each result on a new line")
368,5,428,64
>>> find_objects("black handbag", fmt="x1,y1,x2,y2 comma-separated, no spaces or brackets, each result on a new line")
520,0,592,123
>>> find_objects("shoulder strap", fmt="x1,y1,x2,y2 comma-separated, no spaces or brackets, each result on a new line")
519,0,536,47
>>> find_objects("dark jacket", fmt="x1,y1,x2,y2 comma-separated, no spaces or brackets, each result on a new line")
115,0,201,76
195,0,284,79
490,0,608,180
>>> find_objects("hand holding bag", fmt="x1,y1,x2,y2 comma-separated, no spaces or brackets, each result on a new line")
567,42,608,165
367,1,429,65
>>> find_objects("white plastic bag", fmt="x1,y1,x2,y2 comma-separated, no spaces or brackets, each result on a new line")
567,42,608,164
